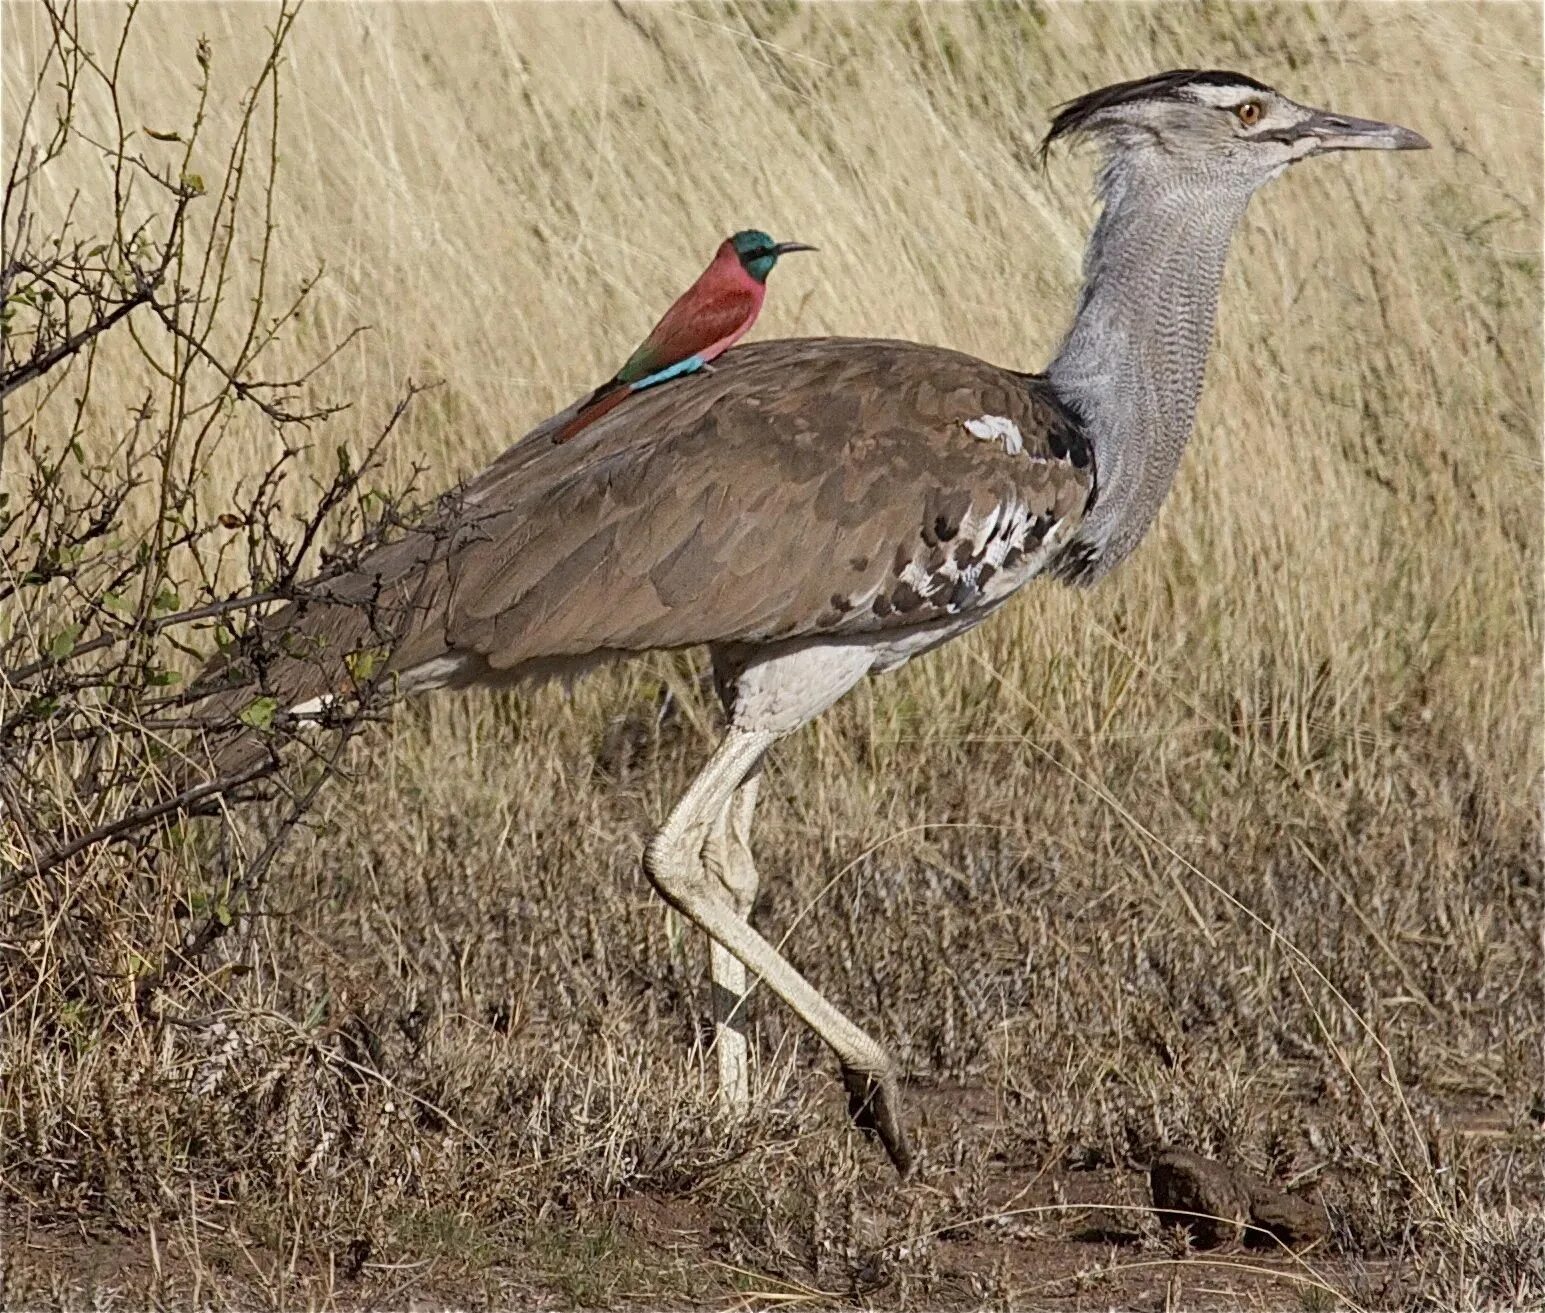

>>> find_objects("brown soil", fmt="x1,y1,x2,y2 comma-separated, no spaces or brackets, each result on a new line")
3,1148,1374,1312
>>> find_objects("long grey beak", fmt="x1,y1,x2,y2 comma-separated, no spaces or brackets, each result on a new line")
772,241,818,256
1300,109,1430,153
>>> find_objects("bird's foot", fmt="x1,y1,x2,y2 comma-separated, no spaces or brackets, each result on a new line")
841,1064,916,1179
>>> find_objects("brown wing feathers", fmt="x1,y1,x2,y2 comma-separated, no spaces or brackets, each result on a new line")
197,338,1093,734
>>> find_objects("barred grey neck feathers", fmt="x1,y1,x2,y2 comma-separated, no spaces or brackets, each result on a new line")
1047,149,1255,583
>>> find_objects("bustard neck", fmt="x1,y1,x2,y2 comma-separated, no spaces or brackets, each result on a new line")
1047,161,1255,582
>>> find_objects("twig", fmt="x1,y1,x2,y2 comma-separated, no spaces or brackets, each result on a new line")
0,758,274,894
0,284,154,398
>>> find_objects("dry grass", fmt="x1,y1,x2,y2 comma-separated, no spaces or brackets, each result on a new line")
2,2,1541,1308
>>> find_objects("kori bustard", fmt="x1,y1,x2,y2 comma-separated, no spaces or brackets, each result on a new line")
194,71,1427,1175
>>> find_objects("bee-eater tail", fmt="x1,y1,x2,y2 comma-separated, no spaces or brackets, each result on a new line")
551,381,631,445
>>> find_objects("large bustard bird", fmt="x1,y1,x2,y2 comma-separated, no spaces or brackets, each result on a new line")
196,71,1427,1175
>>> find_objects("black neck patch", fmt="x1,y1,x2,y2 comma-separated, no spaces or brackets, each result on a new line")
1024,373,1101,583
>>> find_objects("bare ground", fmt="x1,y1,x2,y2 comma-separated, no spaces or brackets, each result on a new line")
8,1080,1510,1311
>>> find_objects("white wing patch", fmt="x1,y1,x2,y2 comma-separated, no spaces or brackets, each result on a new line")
963,414,1024,455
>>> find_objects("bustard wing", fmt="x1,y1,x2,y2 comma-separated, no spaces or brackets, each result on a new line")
433,337,1093,669
202,338,1093,716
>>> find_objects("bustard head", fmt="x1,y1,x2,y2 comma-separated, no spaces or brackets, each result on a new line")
1042,70,1428,583
729,229,817,284
1041,69,1428,188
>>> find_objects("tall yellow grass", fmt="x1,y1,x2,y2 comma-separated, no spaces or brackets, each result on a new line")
6,4,1535,788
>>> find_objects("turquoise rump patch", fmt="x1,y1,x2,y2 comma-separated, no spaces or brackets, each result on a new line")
631,354,706,391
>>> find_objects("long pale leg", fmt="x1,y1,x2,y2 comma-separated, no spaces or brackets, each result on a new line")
702,773,762,1110
644,727,914,1175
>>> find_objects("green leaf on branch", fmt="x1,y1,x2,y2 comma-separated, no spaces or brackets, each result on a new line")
345,646,387,684
45,624,83,661
238,696,279,731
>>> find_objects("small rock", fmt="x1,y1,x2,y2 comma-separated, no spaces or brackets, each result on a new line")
1149,1148,1252,1248
1148,1147,1329,1251
1245,1180,1329,1249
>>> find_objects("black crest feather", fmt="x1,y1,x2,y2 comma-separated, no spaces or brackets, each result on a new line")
1038,69,1274,162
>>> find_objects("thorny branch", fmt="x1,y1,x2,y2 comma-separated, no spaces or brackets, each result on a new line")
1,1,428,1002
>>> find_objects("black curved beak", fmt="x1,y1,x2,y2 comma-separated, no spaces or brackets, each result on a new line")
1298,109,1430,154
771,241,818,256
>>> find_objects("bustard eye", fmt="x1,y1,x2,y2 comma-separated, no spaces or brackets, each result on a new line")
1235,100,1264,127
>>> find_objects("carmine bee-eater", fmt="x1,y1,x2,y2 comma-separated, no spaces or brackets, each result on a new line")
549,229,815,444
